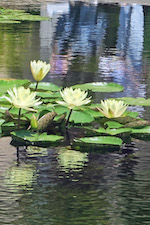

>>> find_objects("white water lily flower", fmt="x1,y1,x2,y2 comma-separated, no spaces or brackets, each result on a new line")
30,60,50,82
97,99,128,118
4,86,42,111
56,87,91,109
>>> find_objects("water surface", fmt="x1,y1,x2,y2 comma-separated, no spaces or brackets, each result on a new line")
1,2,150,224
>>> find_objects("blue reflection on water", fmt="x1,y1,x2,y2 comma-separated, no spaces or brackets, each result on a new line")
40,2,147,101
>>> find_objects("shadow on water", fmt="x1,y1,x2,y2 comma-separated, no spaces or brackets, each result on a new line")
1,1,150,224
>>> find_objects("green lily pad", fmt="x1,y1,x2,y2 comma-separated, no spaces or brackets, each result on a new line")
84,108,104,118
104,121,124,128
70,110,94,124
126,111,139,118
36,91,61,99
116,97,150,106
0,8,50,24
131,126,150,140
73,136,123,151
54,105,69,115
30,82,61,92
76,136,122,145
72,82,124,92
131,126,150,134
0,79,30,95
0,20,20,23
96,127,132,135
11,130,63,145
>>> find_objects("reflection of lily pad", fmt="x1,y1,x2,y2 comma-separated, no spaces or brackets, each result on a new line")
73,136,123,151
27,146,48,157
11,130,63,145
72,82,124,92
5,164,37,190
57,148,89,172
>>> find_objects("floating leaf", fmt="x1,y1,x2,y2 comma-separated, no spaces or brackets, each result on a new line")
96,127,132,135
84,108,103,118
54,105,69,115
36,91,61,98
70,111,94,124
0,8,50,24
126,111,139,118
11,130,63,144
131,126,150,140
76,136,123,145
104,121,124,128
72,82,124,92
116,97,150,106
73,136,123,151
0,79,30,95
131,126,150,134
30,82,61,92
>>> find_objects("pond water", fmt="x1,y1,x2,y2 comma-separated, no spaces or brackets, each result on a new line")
1,1,150,224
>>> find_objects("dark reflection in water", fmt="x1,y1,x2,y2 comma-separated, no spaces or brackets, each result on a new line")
1,1,150,225
1,141,150,225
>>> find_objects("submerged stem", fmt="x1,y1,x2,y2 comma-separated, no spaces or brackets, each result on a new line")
18,108,21,129
66,109,73,127
35,81,39,91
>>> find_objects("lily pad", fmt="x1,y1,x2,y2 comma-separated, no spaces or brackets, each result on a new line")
72,82,124,92
104,121,124,128
11,130,63,145
30,82,61,92
73,136,123,151
131,126,150,140
70,111,94,124
96,127,132,135
131,126,150,134
0,79,30,95
36,91,61,99
0,8,50,24
116,97,150,106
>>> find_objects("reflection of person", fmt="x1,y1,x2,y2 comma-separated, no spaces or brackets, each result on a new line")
50,42,72,76
117,3,144,68
99,4,145,98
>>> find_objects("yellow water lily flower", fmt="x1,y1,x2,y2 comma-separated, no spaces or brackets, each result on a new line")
30,60,50,82
4,86,42,111
56,87,91,109
97,99,128,118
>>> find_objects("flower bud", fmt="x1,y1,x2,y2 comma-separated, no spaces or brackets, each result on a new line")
30,114,38,129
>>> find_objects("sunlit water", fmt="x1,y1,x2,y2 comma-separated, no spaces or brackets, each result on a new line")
1,1,150,225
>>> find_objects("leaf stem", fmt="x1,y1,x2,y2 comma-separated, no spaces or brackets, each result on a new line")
35,81,39,91
18,108,21,129
66,109,73,127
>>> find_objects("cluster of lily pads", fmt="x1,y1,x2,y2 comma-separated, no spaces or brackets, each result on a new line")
1,60,150,151
0,8,49,23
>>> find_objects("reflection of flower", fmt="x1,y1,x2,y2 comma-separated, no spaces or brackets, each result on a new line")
27,146,48,157
5,164,37,190
30,60,50,82
4,86,42,111
57,149,89,172
56,87,91,109
97,99,128,118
